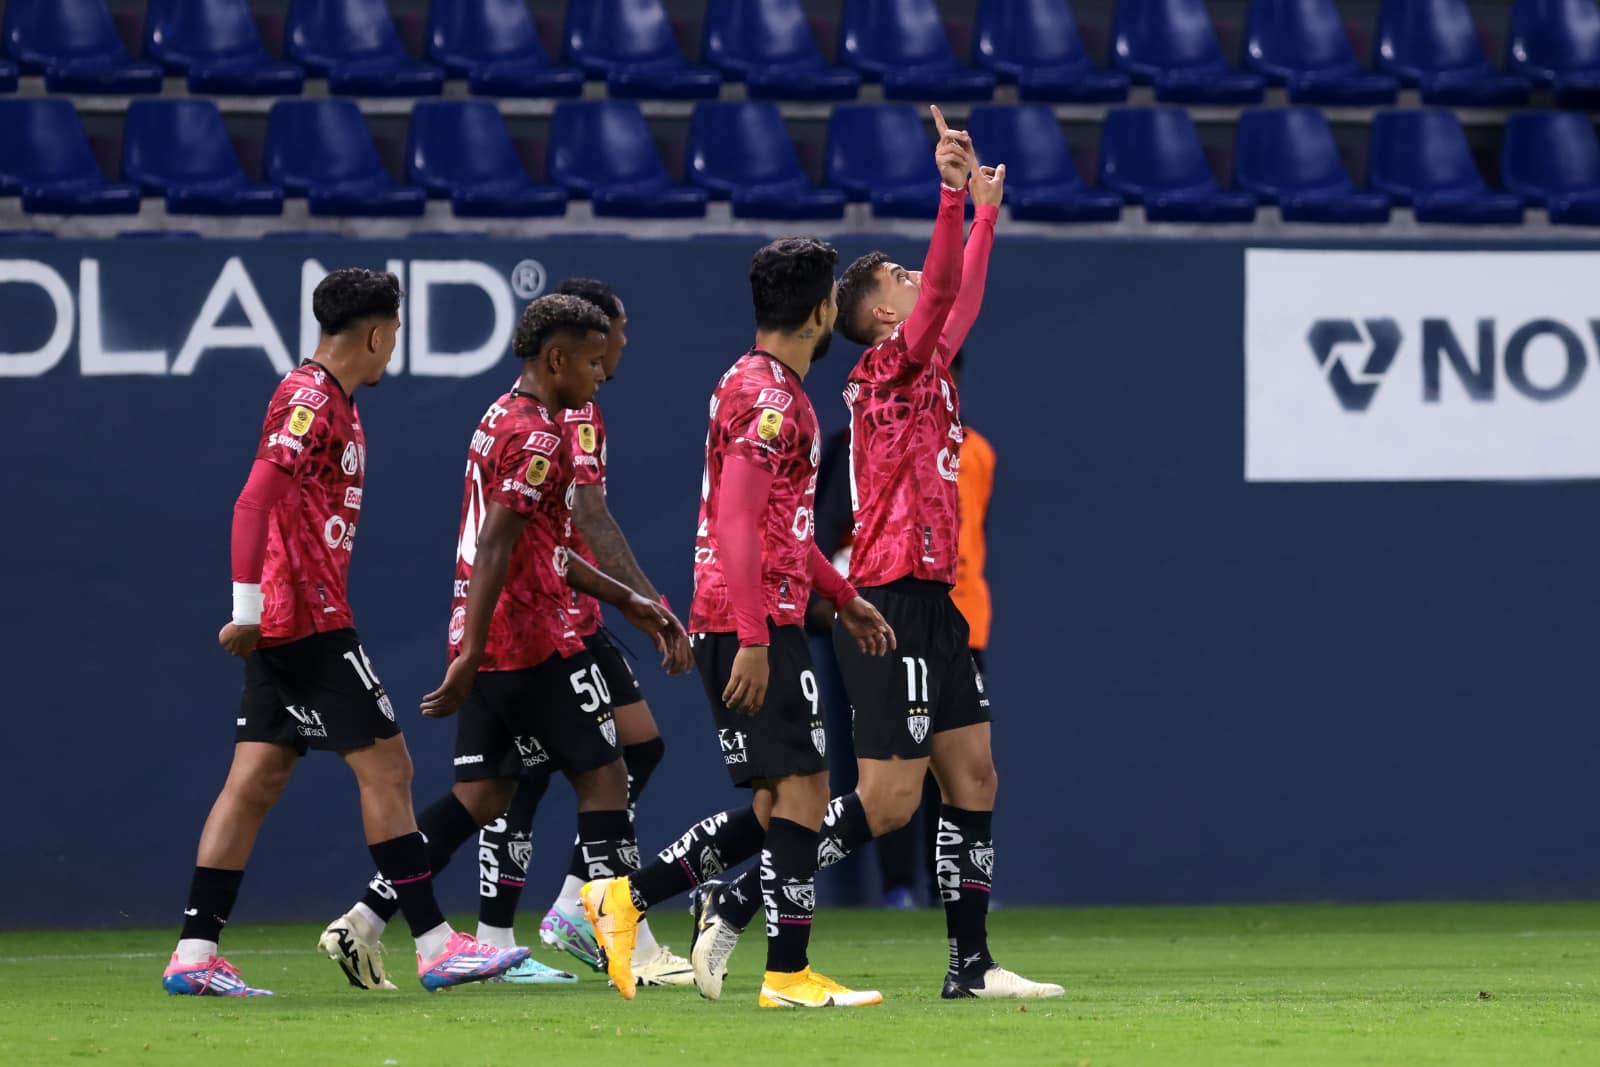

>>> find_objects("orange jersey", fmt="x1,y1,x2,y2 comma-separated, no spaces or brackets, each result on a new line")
950,426,995,650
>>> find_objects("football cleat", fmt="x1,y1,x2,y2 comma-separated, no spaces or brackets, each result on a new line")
942,965,1064,1000
581,877,641,1000
633,944,694,988
492,957,578,985
688,881,744,1000
758,967,883,1008
161,953,273,997
539,903,604,972
417,932,529,992
318,912,397,990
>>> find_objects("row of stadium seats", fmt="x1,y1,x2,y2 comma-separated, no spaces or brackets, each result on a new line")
5,0,1600,106
2,97,1596,225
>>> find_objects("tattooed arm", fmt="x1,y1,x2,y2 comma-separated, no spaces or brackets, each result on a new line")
573,484,660,601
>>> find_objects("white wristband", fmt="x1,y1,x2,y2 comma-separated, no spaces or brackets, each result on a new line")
232,582,263,626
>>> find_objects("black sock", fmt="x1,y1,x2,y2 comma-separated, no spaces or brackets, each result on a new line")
818,793,873,869
629,806,765,910
361,793,480,924
937,805,995,976
368,832,447,938
714,867,764,930
477,770,550,929
760,817,818,975
180,867,244,943
623,737,665,815
566,809,640,888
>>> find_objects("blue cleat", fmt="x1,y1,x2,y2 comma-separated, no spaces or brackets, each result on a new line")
161,953,273,997
493,956,579,985
417,932,529,992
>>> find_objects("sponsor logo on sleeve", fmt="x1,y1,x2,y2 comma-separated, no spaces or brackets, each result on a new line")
756,409,784,441
525,455,551,486
289,387,331,410
755,388,793,412
267,432,303,454
522,431,561,455
577,423,597,453
287,406,315,437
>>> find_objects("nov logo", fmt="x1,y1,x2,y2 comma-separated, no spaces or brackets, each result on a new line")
1308,318,1401,412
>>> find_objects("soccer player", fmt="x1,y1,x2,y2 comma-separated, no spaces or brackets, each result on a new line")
162,269,529,997
473,278,696,987
579,238,895,1008
688,108,1064,1000
317,293,688,991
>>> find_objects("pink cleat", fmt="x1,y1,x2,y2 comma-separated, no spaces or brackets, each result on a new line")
161,953,273,997
417,931,529,991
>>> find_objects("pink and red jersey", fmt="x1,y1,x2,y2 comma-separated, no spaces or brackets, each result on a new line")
845,325,964,587
689,352,822,634
560,401,607,637
449,391,584,671
252,362,366,646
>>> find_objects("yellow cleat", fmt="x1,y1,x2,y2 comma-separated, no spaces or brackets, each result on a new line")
758,967,884,1008
580,877,641,1000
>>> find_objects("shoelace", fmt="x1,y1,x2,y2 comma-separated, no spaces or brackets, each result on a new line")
199,956,230,994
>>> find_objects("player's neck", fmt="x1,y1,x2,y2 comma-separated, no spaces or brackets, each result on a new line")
753,333,813,381
308,347,361,397
511,370,562,411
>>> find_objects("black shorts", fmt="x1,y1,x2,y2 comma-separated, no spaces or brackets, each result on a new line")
834,579,992,760
585,629,643,708
460,649,620,783
692,623,828,788
237,629,400,755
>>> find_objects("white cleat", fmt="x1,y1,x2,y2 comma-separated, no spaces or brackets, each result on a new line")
688,881,744,1000
318,911,397,991
941,964,1064,1000
633,945,695,988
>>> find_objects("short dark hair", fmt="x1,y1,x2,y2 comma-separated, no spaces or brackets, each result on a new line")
313,268,402,336
512,293,611,361
834,252,890,346
750,237,838,332
555,277,622,321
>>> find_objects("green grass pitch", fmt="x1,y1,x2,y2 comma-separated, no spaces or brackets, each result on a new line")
2,903,1597,1066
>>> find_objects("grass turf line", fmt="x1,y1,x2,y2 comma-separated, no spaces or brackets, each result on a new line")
1,903,1597,1066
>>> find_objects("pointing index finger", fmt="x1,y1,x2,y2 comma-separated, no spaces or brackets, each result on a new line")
931,104,950,139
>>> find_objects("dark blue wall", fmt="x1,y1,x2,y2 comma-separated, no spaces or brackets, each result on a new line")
4,237,1599,929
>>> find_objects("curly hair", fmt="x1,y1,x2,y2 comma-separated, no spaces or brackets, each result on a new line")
512,293,611,361
749,237,838,332
312,269,402,336
554,277,622,322
833,252,890,346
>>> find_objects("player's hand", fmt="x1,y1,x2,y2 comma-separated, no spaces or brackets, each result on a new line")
421,656,477,719
218,622,261,658
837,597,896,657
970,163,1006,207
723,645,769,715
931,105,973,189
622,594,692,675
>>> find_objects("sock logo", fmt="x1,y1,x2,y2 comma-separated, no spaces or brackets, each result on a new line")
507,832,532,876
699,846,725,881
618,843,641,871
817,836,847,867
781,882,816,913
969,846,994,880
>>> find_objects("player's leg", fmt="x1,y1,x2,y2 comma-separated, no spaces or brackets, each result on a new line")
162,739,297,997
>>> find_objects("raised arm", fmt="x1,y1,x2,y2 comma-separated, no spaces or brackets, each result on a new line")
940,163,1004,356
903,107,974,364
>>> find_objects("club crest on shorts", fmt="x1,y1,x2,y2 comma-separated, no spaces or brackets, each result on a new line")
782,883,816,912
601,718,617,747
969,846,995,879
508,837,533,872
908,713,931,744
377,692,396,722
811,726,827,756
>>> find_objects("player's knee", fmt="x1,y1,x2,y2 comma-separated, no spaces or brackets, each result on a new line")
231,765,291,815
573,758,629,810
859,778,921,832
969,762,998,807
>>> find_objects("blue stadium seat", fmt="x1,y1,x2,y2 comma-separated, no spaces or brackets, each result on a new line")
1097,107,1258,221
1507,0,1600,105
825,103,973,218
563,0,721,99
701,0,860,100
1234,108,1390,222
1111,0,1266,103
973,0,1129,102
144,0,304,95
838,0,996,100
1243,0,1399,104
122,100,283,216
687,102,846,219
265,101,427,217
965,105,1123,221
0,100,140,214
285,0,444,96
426,0,583,97
406,101,567,217
1368,110,1524,223
0,61,16,93
1501,111,1600,224
5,0,163,93
1375,0,1530,105
117,230,203,240
546,101,708,217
